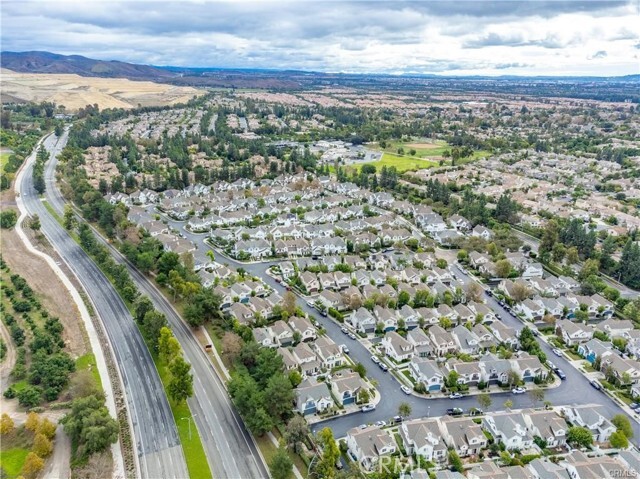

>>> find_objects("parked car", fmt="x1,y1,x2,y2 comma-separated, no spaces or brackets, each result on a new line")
375,420,386,427
341,345,350,354
512,387,526,394
449,392,463,399
348,332,356,340
306,300,315,307
469,408,484,416
555,369,567,380
546,361,556,370
361,404,375,413
552,348,563,357
275,277,281,283
341,327,348,334
447,408,464,416
531,329,540,337
486,290,493,297
371,356,380,364
590,380,601,390
392,416,403,424
379,363,389,372
320,310,328,317
400,385,412,395
358,424,368,429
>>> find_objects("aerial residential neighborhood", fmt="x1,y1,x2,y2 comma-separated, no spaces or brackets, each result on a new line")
1,2,640,479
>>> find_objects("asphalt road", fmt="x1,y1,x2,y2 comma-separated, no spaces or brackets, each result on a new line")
44,137,269,479
22,133,188,479
159,213,640,443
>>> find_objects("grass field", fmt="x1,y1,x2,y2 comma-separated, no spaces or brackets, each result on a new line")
360,152,439,172
155,354,212,479
1,152,11,172
0,448,30,478
75,353,103,391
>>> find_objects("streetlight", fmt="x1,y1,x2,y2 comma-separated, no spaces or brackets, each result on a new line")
427,406,430,418
181,415,197,441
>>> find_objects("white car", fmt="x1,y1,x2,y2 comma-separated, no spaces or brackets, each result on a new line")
371,356,380,364
361,404,376,413
512,387,526,394
307,300,315,307
552,348,563,357
449,392,463,399
374,420,386,427
401,385,412,395
340,345,350,354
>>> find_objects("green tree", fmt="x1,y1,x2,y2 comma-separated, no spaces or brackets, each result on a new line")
284,415,309,454
63,205,76,230
316,427,340,479
141,310,167,348
495,259,512,278
17,385,41,408
610,430,629,449
448,450,464,473
167,356,194,404
269,442,293,479
566,426,593,448
612,414,634,439
0,209,17,229
158,327,181,364
398,402,412,418
477,393,492,410
133,296,154,323
62,395,119,457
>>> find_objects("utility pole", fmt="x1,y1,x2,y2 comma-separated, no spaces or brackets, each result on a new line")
181,415,197,441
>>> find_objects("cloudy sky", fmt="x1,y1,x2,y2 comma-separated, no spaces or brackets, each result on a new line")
2,0,639,76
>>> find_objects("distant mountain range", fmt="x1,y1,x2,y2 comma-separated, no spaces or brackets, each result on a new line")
1,51,176,79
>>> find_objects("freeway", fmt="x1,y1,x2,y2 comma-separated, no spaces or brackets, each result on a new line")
43,136,269,478
20,132,188,479
157,213,640,443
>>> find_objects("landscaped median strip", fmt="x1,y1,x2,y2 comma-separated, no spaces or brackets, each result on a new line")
39,202,212,479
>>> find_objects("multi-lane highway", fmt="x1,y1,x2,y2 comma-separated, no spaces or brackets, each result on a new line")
42,134,269,479
18,132,188,479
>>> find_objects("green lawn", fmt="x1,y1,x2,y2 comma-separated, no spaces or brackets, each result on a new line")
360,152,439,173
0,448,29,478
0,152,11,172
155,355,212,479
75,353,103,391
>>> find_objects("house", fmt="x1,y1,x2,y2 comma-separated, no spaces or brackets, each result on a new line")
451,325,481,355
374,306,398,332
400,419,447,464
346,426,397,470
577,338,612,365
382,332,415,362
253,327,276,348
280,261,295,279
483,411,534,450
561,405,616,442
428,325,457,356
490,321,519,348
449,214,471,231
527,458,570,479
313,336,344,369
445,360,483,386
318,290,343,311
289,316,317,342
472,324,498,349
600,354,640,385
471,225,492,240
517,299,545,321
331,370,366,406
407,328,433,357
557,321,593,347
597,318,634,338
480,353,512,385
271,320,294,347
350,307,376,334
439,416,487,457
562,450,625,479
299,272,320,294
295,379,334,415
511,353,546,382
409,358,444,392
525,410,568,448
228,302,254,325
233,239,271,259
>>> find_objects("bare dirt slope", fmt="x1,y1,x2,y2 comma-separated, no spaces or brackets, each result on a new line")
1,69,204,111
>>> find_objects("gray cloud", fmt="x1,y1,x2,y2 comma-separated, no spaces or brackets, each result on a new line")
590,50,608,59
1,0,637,75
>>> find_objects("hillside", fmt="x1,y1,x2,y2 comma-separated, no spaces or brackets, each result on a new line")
1,69,204,111
1,51,175,80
